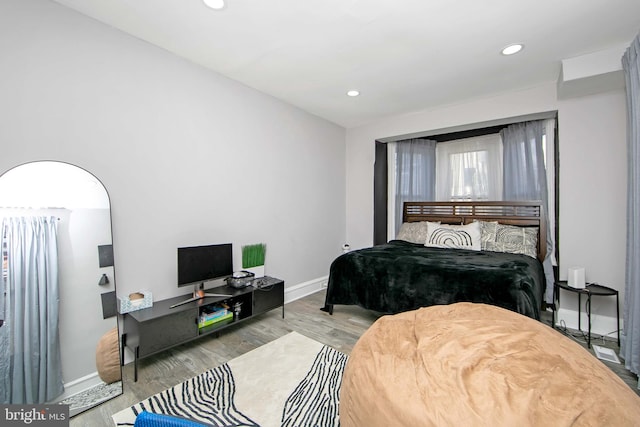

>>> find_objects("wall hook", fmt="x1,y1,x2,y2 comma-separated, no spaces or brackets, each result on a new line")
98,273,109,286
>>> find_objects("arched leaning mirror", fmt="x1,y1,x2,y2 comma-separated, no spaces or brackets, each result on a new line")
0,161,122,416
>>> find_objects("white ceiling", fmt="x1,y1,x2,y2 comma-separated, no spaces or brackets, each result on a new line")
51,0,640,128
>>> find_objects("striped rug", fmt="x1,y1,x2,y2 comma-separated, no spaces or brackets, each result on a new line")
112,332,347,427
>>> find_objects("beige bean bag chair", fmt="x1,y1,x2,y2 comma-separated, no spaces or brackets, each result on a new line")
340,302,640,427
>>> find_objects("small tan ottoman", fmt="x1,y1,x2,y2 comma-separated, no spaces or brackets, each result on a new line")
96,327,121,384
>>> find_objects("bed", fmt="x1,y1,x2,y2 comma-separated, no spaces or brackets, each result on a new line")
340,303,640,427
322,201,546,319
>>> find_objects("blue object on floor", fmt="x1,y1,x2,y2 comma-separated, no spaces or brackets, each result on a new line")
134,411,214,427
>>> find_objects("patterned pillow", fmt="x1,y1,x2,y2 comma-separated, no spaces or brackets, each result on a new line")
485,224,538,259
396,221,439,244
425,221,481,251
476,220,498,250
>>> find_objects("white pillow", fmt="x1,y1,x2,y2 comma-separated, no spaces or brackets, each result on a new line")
425,222,481,251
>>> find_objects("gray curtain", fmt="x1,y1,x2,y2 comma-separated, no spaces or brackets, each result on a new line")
502,121,547,200
395,139,437,234
0,216,63,404
501,121,554,303
621,32,640,386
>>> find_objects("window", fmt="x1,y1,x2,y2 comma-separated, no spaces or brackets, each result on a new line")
435,134,502,201
448,151,490,198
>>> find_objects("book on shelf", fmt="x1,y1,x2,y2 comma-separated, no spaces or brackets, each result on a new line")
198,311,233,329
201,308,229,320
201,304,228,318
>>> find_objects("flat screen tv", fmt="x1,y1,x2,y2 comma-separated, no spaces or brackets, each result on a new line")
177,243,233,287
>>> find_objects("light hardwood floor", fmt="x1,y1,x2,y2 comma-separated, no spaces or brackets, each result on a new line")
71,290,638,426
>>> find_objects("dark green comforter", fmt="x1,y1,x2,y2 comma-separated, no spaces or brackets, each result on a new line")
323,240,545,319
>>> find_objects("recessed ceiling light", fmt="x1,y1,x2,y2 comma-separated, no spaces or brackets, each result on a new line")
501,44,524,56
203,0,226,10
347,90,360,97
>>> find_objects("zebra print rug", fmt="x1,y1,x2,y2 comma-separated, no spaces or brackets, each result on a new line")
112,332,348,427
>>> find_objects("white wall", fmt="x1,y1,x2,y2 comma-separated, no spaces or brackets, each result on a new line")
345,82,628,335
0,0,346,301
556,89,627,335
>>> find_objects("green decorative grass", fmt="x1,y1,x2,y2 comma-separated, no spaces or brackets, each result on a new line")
242,243,266,269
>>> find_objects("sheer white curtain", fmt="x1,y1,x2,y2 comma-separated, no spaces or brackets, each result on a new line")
394,139,437,234
436,134,503,201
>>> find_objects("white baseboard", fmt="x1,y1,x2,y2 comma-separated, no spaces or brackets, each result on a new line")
51,372,104,403
284,276,328,304
554,308,621,340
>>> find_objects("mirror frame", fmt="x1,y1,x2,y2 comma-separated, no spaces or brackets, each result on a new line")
0,161,122,416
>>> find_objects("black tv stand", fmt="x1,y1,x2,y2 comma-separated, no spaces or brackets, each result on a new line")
121,277,285,382
170,283,231,308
